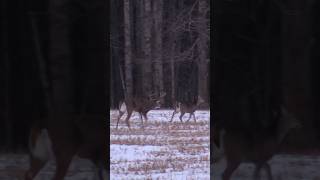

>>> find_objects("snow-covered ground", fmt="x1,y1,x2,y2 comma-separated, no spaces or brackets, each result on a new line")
0,153,101,180
110,109,210,180
213,154,320,180
3,109,320,179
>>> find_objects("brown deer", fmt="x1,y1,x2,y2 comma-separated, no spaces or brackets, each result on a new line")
169,96,205,122
214,107,301,180
116,92,166,129
24,114,107,180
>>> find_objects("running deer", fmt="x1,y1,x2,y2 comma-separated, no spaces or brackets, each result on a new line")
116,92,166,129
169,96,205,122
214,107,301,180
24,114,107,180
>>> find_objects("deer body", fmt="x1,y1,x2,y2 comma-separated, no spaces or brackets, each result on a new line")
170,96,205,122
215,107,301,180
116,92,166,129
25,114,107,180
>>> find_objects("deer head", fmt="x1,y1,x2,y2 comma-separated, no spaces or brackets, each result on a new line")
155,92,167,109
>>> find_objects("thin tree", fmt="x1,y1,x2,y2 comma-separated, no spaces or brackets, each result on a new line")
197,0,209,103
153,0,164,94
141,0,153,96
124,0,133,98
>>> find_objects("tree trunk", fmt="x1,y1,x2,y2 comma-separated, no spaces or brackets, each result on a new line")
2,0,12,149
141,0,153,96
153,0,164,94
282,0,315,147
197,0,209,103
124,0,133,98
49,0,74,114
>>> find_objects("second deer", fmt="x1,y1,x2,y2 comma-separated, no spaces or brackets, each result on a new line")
214,107,301,180
170,96,205,123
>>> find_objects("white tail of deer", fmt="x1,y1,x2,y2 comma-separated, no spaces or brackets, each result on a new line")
25,114,107,180
170,96,205,122
116,92,166,129
214,106,301,180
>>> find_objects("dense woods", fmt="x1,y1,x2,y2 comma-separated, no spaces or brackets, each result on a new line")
110,0,210,108
0,0,107,151
214,0,320,150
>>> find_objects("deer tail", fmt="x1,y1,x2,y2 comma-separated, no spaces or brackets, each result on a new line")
29,127,53,162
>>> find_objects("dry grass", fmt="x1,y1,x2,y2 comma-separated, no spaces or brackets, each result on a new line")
110,110,210,179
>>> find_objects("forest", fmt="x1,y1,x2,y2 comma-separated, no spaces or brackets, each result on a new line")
213,0,320,179
109,1,210,179
110,0,210,108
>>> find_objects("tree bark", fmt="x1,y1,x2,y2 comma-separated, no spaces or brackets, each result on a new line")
153,0,164,94
124,0,133,98
49,0,74,114
197,0,209,103
282,0,315,146
2,0,12,149
141,0,153,95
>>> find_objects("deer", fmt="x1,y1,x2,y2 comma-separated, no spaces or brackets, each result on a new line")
24,114,107,180
213,107,302,180
169,95,205,123
116,92,166,129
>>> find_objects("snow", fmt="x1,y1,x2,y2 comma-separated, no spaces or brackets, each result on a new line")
0,153,101,180
110,109,210,180
2,109,320,179
213,154,320,180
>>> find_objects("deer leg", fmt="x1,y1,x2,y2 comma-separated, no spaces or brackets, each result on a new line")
170,111,176,122
139,113,145,129
96,165,105,180
125,111,133,130
139,113,144,127
25,156,47,180
142,112,148,122
116,110,125,129
193,113,197,122
142,112,148,129
179,112,185,122
25,127,50,180
89,154,106,180
52,149,75,180
186,113,192,122
222,160,240,180
264,163,273,180
253,164,263,180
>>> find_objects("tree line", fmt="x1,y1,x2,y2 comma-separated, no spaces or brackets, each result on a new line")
110,0,210,108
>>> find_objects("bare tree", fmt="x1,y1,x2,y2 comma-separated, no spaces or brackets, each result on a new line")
152,0,164,94
197,0,209,102
141,0,153,96
124,0,133,98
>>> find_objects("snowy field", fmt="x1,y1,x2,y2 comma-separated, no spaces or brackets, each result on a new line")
110,109,211,180
0,153,101,180
213,154,320,180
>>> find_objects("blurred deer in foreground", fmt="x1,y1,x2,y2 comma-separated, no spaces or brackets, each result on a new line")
25,114,107,180
170,96,205,122
116,92,166,129
214,107,301,180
